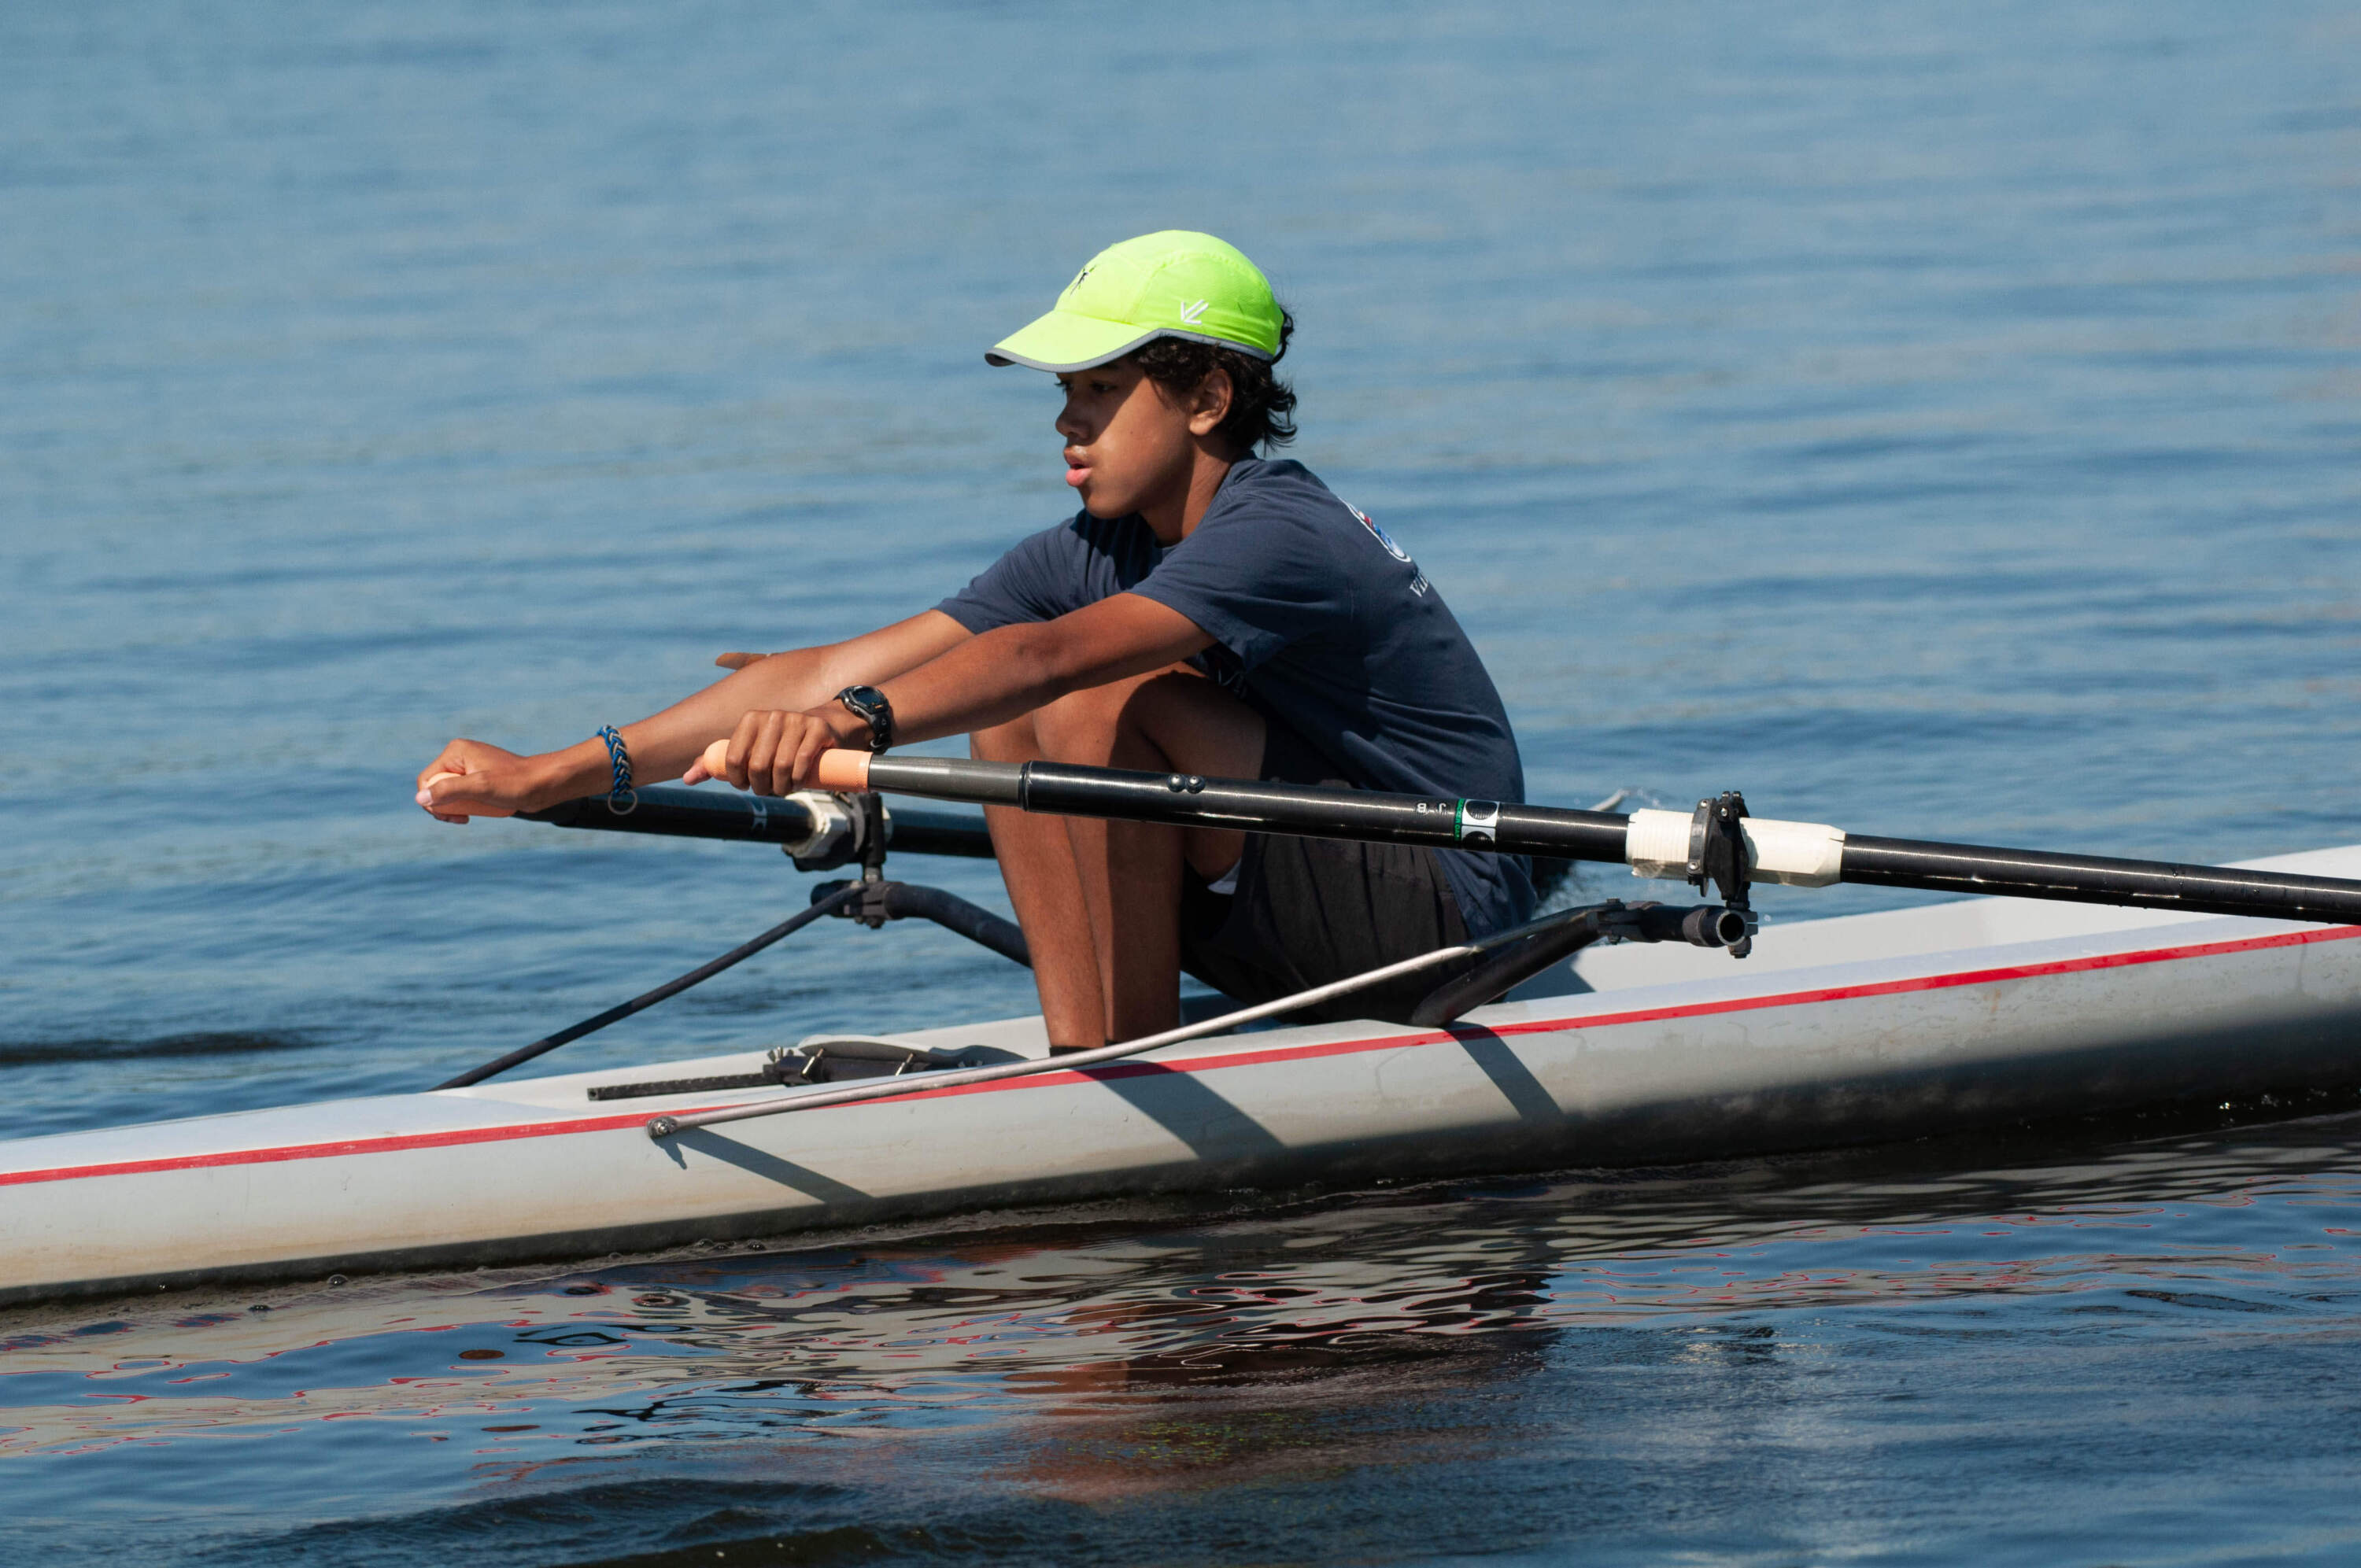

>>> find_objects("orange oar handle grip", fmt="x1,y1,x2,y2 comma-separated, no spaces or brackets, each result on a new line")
694,739,873,791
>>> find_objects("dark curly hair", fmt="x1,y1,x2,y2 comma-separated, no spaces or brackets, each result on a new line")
1129,308,1297,456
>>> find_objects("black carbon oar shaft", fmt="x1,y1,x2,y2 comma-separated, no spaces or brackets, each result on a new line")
852,754,2361,927
1841,836,2361,924
523,784,996,858
866,756,1631,861
524,785,825,844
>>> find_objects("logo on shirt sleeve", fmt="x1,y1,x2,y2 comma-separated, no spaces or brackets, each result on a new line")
1347,503,1413,563
1347,502,1430,596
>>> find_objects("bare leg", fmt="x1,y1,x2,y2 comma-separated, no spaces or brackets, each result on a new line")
971,711,1107,1050
1029,668,1265,1042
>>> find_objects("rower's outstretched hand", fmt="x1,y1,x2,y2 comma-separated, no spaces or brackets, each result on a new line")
682,707,863,795
415,739,545,823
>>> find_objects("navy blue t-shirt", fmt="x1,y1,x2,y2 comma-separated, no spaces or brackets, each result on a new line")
935,457,1533,937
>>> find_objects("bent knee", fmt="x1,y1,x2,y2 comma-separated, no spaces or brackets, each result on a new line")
970,713,1038,762
1031,678,1155,755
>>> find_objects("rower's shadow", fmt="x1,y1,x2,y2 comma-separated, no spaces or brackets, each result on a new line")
662,1064,1289,1190
1073,1024,1565,1157
1447,1024,1565,1125
1073,1060,1289,1159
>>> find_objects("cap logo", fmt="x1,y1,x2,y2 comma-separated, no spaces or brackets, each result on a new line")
1063,265,1094,298
1177,298,1208,325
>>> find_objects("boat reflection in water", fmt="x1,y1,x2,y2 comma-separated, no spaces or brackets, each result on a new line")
4,1105,2360,1562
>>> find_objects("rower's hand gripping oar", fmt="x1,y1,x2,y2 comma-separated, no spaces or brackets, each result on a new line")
729,743,2361,931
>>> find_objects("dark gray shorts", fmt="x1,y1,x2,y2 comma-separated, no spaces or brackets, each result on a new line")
1178,721,1473,1024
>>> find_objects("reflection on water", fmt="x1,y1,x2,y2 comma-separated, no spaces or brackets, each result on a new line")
6,1116,2361,1563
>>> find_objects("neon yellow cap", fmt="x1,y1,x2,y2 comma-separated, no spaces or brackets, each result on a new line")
987,231,1281,372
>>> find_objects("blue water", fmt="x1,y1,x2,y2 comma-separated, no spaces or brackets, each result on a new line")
4,1,2360,1561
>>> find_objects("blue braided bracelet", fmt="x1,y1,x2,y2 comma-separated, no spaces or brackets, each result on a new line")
595,725,637,814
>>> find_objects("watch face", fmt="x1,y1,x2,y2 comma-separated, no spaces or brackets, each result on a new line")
838,686,892,749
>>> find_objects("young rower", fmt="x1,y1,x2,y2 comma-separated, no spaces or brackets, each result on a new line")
416,231,1532,1048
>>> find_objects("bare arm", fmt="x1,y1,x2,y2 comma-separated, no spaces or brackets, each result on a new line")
416,610,971,819
704,592,1215,795
885,594,1212,744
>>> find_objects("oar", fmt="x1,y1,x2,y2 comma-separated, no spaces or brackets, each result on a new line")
703,743,2361,928
520,785,996,859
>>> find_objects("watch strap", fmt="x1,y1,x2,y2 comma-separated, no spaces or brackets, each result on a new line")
835,686,894,754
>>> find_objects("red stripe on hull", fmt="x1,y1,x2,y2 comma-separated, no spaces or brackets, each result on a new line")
7,922,2355,1190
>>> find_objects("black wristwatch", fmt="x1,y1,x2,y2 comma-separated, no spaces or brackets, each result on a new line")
834,685,894,754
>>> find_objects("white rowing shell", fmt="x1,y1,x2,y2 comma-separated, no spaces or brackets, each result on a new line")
6,846,2359,1308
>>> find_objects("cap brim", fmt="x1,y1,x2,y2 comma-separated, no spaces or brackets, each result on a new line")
985,310,1162,372
985,309,1277,372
